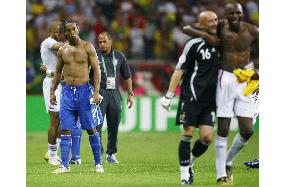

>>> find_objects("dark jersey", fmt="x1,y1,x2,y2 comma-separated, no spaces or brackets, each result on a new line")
89,49,131,89
177,37,219,107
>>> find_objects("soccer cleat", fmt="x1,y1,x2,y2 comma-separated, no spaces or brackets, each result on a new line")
244,159,259,169
69,158,82,165
217,177,232,185
51,165,70,174
95,164,104,173
188,165,194,184
43,152,49,162
106,154,119,164
181,179,191,185
226,165,233,183
48,156,61,166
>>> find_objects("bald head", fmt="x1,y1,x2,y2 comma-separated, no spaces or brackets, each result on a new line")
50,21,62,40
225,2,243,32
225,2,243,14
198,11,218,35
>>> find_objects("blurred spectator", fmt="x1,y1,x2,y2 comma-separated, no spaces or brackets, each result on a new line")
26,0,259,95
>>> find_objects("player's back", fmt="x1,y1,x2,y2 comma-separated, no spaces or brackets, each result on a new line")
40,37,58,72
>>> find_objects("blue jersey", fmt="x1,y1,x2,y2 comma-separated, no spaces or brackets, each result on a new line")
60,83,102,131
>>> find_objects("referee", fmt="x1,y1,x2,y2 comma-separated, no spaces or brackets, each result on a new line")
90,32,134,164
160,11,219,185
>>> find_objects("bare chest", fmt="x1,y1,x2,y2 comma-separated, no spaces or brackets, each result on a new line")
221,27,253,52
62,47,88,64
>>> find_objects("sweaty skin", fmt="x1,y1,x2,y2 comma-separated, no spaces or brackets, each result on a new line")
50,22,101,105
183,3,259,73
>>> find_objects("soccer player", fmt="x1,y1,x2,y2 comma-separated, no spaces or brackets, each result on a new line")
183,2,259,184
160,11,219,185
40,21,65,165
50,20,103,173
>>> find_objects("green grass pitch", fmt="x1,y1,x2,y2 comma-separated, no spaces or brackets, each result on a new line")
27,131,259,187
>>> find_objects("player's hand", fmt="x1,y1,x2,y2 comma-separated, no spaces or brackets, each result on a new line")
39,63,47,74
160,96,172,111
50,92,57,105
251,71,259,80
127,94,134,109
204,33,219,46
91,93,103,105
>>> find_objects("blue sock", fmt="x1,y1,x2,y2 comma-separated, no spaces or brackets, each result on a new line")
89,132,102,165
60,135,72,168
71,127,82,160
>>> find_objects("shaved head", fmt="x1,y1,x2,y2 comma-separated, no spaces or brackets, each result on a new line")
50,21,62,34
225,2,243,14
198,11,218,34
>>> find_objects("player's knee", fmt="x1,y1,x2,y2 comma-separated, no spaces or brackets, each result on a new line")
240,131,254,141
61,129,71,135
201,136,212,145
217,125,230,137
86,128,97,135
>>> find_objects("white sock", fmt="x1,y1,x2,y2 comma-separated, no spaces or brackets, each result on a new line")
48,143,58,158
226,133,248,166
180,166,189,181
215,135,228,179
56,138,61,150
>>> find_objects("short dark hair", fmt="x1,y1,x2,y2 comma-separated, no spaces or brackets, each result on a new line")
63,20,79,33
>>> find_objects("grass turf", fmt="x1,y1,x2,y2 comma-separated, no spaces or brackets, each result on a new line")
27,131,259,187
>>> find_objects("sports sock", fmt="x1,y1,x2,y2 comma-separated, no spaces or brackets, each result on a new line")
226,133,248,166
89,132,102,165
71,127,82,160
60,135,72,168
56,138,61,150
192,139,209,158
215,135,228,179
48,143,58,158
178,135,192,180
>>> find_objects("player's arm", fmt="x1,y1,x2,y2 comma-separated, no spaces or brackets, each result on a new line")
51,42,64,51
87,43,101,104
182,19,224,45
249,25,259,80
50,48,64,105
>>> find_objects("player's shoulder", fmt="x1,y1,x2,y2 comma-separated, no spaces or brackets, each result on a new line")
243,22,259,34
41,37,56,46
185,37,204,49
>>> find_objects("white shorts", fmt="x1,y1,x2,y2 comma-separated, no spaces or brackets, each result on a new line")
42,77,62,113
216,70,258,119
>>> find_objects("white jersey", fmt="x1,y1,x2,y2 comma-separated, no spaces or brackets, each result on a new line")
40,37,57,72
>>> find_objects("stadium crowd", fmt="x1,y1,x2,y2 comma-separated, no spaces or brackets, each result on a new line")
26,0,259,94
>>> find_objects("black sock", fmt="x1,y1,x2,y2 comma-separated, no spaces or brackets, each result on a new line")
178,135,192,166
192,139,209,158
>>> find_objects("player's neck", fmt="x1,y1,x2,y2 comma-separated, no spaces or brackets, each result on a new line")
105,48,112,55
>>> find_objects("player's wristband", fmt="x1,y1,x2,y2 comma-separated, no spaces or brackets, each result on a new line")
165,91,174,99
46,69,52,76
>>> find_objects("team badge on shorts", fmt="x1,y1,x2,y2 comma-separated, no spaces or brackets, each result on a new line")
179,112,186,123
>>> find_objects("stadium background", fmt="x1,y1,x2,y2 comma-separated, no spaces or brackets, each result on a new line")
26,1,259,186
26,0,259,132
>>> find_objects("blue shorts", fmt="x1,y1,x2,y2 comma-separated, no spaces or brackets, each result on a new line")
60,83,102,131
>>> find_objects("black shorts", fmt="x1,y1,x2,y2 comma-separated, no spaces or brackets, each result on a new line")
175,99,215,127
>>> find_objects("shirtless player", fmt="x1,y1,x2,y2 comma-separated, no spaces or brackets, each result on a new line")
183,2,259,184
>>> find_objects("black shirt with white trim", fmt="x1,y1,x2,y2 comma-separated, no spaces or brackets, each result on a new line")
176,37,219,107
